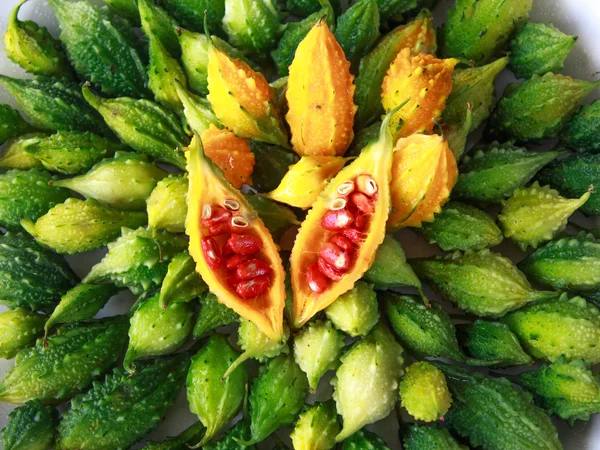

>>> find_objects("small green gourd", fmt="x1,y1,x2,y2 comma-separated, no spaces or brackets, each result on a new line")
363,234,422,290
159,250,207,308
144,422,206,450
176,83,219,135
147,175,188,233
403,424,467,450
2,400,58,450
0,104,33,145
341,429,391,450
103,0,140,23
160,0,225,33
0,308,45,359
193,292,239,338
325,281,380,337
334,0,380,71
561,99,600,153
399,361,452,422
138,0,180,57
203,419,255,450
249,140,299,193
0,133,44,170
290,401,340,450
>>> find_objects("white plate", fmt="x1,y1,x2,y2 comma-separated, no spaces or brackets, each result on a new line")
1,0,600,448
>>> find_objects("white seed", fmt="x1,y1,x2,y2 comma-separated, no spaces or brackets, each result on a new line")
356,175,377,196
336,181,354,196
224,199,240,211
202,204,212,219
330,198,347,210
231,216,249,228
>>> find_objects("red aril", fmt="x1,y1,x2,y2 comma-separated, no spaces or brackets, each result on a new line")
321,209,354,231
353,214,367,231
350,192,375,214
306,263,328,293
236,275,270,299
201,237,222,269
227,233,263,255
201,205,231,227
225,254,250,271
319,242,350,271
236,259,272,280
341,228,364,244
208,221,231,236
329,233,355,251
317,257,344,281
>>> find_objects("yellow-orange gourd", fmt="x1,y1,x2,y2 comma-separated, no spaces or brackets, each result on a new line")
286,19,357,157
381,49,458,140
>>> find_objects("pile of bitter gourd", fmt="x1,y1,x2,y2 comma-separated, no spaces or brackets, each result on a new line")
0,0,599,448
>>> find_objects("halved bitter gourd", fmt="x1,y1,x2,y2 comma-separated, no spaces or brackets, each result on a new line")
290,116,394,328
186,136,286,340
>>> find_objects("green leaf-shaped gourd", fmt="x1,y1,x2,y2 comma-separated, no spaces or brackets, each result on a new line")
0,133,45,170
285,0,343,16
0,76,109,134
489,73,600,142
453,143,564,203
443,57,509,132
333,323,404,442
354,10,436,128
334,0,379,71
223,0,283,57
538,153,600,216
247,354,308,444
502,295,600,363
324,281,379,337
0,308,45,359
459,320,533,367
44,284,118,334
147,175,188,233
519,232,600,292
204,419,255,450
441,0,532,65
402,424,467,450
411,250,557,317
509,22,577,79
0,104,33,145
82,85,189,169
499,182,590,250
399,361,452,422
363,234,422,290
138,0,180,57
0,169,69,231
2,400,58,450
48,0,149,98
4,0,72,78
193,292,239,337
0,232,78,313
179,29,248,96
290,401,340,450
56,352,190,449
0,316,128,403
54,152,167,210
517,359,600,424
271,1,334,76
223,319,290,378
176,83,219,135
124,293,194,371
250,140,300,193
159,250,207,308
247,195,299,242
421,201,502,251
346,121,380,157
21,198,148,254
145,422,206,450
382,293,465,362
341,429,391,450
434,362,562,450
103,0,140,23
187,334,248,445
84,226,187,295
561,99,600,153
160,0,225,33
293,320,345,392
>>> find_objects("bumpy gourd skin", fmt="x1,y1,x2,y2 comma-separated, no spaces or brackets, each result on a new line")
412,250,557,317
354,10,436,128
84,226,187,295
103,0,140,23
147,175,188,233
0,308,45,359
434,362,562,450
0,104,32,145
193,292,239,338
440,0,532,64
21,198,148,255
333,324,404,442
0,232,78,313
519,232,600,292
453,142,564,203
383,293,465,362
56,352,191,450
561,100,600,153
159,250,207,307
341,429,391,450
403,424,467,450
421,201,503,251
503,295,600,363
204,419,256,450
2,400,58,450
247,354,309,444
334,0,380,70
4,0,72,78
459,320,533,367
509,22,577,79
0,169,69,231
138,0,180,58
499,182,590,250
161,0,225,33
363,234,421,290
0,133,46,170
48,0,149,98
0,76,109,135
0,317,128,404
325,281,379,337
538,153,600,216
145,421,206,450
290,401,340,450
489,73,600,142
399,361,452,422
517,359,600,424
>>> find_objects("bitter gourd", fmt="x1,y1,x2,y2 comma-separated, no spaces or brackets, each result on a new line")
2,400,58,450
0,308,45,359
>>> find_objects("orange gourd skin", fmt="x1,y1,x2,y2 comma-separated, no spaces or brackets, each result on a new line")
387,134,458,230
186,136,285,340
290,119,394,329
286,19,357,157
207,44,289,148
381,49,458,140
201,124,255,189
